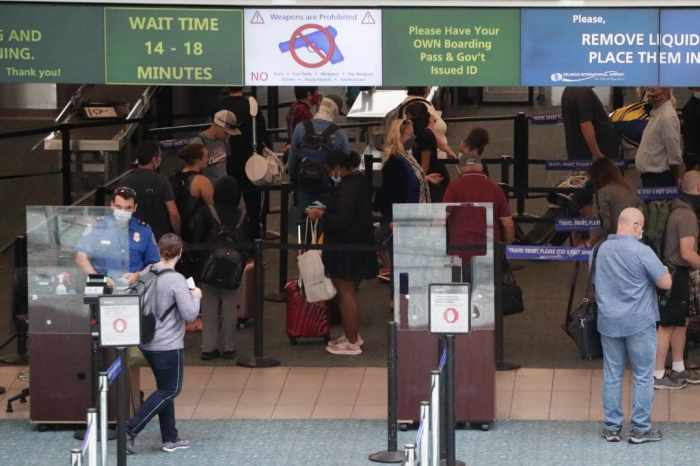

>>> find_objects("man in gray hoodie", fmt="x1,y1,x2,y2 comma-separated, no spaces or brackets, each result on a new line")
126,233,201,454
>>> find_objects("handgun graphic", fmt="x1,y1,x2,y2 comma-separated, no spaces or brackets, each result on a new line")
278,26,344,65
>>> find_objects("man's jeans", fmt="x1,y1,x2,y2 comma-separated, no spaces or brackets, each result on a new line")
127,349,184,443
600,324,656,432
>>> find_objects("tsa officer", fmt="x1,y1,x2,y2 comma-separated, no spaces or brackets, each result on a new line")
75,186,160,287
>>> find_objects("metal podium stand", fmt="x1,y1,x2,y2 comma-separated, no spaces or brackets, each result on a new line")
392,203,496,428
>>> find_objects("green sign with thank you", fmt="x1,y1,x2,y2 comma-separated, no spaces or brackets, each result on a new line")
0,4,104,83
104,8,244,85
382,9,520,86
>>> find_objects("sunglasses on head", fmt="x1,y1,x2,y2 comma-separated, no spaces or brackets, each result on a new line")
114,186,137,199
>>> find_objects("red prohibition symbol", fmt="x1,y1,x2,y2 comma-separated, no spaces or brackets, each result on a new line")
443,308,459,324
113,318,127,334
288,24,336,69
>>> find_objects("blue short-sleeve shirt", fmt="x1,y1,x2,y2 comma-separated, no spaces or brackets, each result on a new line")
76,215,159,278
593,234,668,337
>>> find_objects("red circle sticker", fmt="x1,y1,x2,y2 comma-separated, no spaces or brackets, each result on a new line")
443,308,459,324
113,319,127,334
288,24,336,69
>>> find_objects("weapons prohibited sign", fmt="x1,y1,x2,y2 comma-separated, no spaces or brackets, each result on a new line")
244,9,381,86
429,284,471,334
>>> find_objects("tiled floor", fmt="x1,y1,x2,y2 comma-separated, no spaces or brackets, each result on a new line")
4,365,700,422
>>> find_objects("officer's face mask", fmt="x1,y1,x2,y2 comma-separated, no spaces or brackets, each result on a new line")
113,208,133,224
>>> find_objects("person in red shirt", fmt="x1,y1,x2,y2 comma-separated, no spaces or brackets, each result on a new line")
443,128,515,244
286,86,320,144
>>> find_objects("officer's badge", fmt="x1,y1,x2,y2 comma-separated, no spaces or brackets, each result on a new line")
133,231,141,242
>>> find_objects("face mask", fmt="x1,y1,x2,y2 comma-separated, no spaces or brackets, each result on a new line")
113,208,132,224
331,175,342,184
694,92,700,99
637,230,644,241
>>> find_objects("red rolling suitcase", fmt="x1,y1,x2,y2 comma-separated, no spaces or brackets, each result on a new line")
285,223,331,344
285,280,330,344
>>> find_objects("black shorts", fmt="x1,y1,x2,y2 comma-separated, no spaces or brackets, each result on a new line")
659,267,690,327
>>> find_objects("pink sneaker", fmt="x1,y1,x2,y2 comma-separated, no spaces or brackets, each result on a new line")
325,340,362,356
328,334,364,347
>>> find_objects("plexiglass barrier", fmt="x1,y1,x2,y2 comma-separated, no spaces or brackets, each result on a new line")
393,203,495,330
27,206,128,334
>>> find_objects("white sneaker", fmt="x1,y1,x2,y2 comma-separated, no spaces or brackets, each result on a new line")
328,334,364,347
325,340,362,356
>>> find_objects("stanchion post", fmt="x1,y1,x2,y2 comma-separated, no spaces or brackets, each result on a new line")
403,444,416,466
430,370,440,466
71,448,82,466
116,350,128,466
419,401,430,466
87,409,98,466
368,321,403,463
513,112,529,216
499,155,511,187
99,372,108,466
61,127,73,205
279,185,290,295
14,234,28,357
445,335,456,466
238,239,281,368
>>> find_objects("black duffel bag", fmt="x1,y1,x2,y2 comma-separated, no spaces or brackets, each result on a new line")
565,243,603,360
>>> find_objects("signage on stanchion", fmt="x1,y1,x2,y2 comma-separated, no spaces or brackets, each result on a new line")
244,8,382,85
98,295,141,347
428,284,470,334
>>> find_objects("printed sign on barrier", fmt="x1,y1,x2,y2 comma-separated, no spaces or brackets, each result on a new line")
555,218,601,232
99,295,141,347
638,187,679,201
506,245,592,261
429,284,470,334
244,9,382,86
545,160,629,170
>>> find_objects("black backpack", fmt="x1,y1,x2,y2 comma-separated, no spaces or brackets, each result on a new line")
199,223,246,289
126,268,177,344
296,121,339,189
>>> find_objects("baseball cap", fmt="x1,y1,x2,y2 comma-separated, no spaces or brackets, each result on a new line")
213,110,242,136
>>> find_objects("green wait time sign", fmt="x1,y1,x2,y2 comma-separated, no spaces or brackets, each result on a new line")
104,8,243,86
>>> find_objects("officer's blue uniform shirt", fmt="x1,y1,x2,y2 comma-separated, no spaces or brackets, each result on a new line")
76,215,160,279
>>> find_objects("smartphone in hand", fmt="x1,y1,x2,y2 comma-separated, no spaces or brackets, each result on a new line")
186,277,196,290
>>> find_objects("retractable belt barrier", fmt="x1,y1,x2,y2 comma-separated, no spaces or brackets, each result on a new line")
507,245,592,262
70,357,124,466
72,409,98,466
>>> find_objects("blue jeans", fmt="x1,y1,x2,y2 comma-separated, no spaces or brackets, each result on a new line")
127,349,184,443
600,324,656,432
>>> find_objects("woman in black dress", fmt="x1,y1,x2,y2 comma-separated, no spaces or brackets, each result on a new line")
306,151,378,356
404,101,450,202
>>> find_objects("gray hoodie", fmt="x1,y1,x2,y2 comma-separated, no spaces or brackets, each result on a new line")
140,264,201,352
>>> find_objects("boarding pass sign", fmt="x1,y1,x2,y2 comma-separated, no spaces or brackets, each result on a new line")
244,9,382,86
